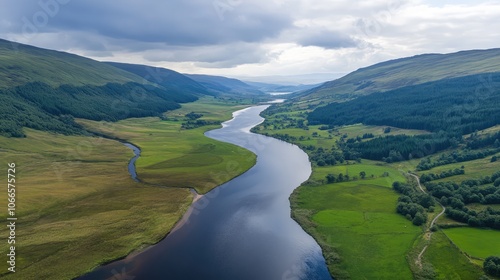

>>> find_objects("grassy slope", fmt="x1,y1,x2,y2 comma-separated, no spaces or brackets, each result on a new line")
78,97,256,194
423,231,483,279
0,39,144,88
443,228,500,259
0,97,255,279
0,129,192,279
299,48,500,105
292,166,421,279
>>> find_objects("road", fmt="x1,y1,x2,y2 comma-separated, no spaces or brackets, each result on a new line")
407,172,446,268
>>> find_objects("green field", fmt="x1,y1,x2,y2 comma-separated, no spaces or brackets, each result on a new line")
443,228,500,259
0,98,255,279
292,163,421,279
310,160,406,185
423,231,483,279
415,152,500,183
79,97,256,194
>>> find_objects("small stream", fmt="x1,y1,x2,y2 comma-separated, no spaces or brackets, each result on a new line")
123,142,140,182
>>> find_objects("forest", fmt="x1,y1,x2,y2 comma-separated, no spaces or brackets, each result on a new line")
308,73,500,135
0,81,197,137
424,171,500,229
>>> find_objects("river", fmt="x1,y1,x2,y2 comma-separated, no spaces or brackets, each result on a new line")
78,104,331,280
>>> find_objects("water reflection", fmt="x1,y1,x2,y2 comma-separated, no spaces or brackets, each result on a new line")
79,105,331,280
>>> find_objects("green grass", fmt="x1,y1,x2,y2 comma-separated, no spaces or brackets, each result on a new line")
443,227,500,259
0,39,144,88
0,98,256,279
0,129,192,279
164,96,250,121
310,160,406,186
416,152,500,183
79,98,256,194
292,165,421,279
423,231,483,279
339,124,429,138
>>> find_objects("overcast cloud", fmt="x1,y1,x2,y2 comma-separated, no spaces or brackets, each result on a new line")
0,0,499,83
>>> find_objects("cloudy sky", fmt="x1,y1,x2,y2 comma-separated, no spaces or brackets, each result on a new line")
1,0,499,84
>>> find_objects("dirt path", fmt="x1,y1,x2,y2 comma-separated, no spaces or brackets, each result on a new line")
407,173,446,268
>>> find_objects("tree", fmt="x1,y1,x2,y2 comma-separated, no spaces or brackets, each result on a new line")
484,256,500,277
412,212,426,226
359,171,366,179
326,174,336,184
337,173,344,182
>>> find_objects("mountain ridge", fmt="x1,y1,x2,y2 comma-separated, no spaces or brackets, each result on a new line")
298,48,500,104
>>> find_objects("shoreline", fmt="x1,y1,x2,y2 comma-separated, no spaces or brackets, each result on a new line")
77,106,260,279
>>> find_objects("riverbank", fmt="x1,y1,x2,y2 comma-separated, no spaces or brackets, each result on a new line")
252,108,431,278
254,101,496,279
0,97,257,279
77,103,331,280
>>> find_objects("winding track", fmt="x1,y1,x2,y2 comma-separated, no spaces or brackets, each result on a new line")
407,173,446,268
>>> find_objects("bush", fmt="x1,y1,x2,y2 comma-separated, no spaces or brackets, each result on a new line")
484,256,500,277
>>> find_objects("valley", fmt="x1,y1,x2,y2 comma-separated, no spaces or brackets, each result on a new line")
0,36,499,279
0,97,257,279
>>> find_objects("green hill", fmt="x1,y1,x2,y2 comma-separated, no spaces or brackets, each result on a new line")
0,39,200,137
308,72,500,135
299,48,500,104
105,62,214,99
186,74,265,96
0,39,144,88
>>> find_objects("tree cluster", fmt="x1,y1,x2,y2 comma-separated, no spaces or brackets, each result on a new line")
426,171,500,205
419,168,465,183
417,148,500,170
325,173,351,183
484,256,500,277
424,171,500,229
343,133,452,163
466,131,500,149
393,182,434,226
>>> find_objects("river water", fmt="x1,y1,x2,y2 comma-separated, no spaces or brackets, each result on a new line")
78,105,331,280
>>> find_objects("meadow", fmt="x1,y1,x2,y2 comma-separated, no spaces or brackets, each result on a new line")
0,97,255,279
291,162,421,279
443,227,500,259
422,231,483,279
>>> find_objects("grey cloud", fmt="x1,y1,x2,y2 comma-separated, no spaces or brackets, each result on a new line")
142,43,270,68
1,0,291,48
297,30,358,49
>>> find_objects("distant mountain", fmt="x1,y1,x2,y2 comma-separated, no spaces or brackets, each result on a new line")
105,62,215,99
185,74,265,96
0,38,143,88
0,39,197,137
299,48,500,104
243,81,320,94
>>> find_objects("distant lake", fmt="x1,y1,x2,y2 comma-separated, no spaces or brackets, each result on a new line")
268,91,293,95
79,105,331,280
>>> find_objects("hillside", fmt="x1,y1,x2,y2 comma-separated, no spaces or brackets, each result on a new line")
0,39,199,137
308,73,500,135
106,62,214,98
0,39,145,88
186,74,265,96
243,81,319,94
298,48,500,104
